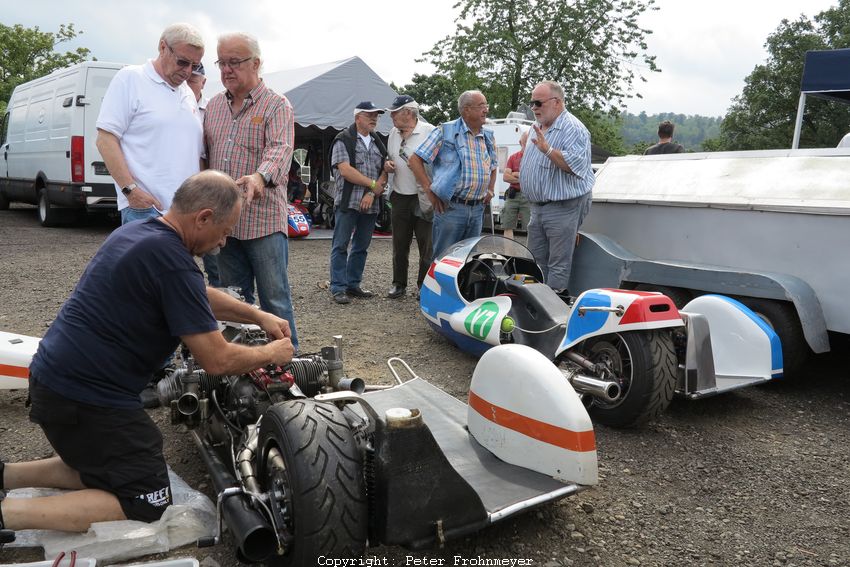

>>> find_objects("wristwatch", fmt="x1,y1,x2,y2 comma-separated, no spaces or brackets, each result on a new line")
121,183,138,196
258,171,272,186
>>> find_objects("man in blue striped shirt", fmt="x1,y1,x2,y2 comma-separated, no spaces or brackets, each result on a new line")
409,90,498,260
520,81,594,294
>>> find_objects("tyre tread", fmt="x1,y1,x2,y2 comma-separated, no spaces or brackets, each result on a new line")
261,399,366,565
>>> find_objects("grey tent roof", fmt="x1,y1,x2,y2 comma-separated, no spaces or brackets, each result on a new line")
207,56,399,135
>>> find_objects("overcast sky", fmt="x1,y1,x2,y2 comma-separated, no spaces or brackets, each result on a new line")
3,0,840,117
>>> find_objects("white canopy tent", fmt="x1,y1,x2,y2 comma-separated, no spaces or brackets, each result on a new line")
205,56,398,190
204,55,399,135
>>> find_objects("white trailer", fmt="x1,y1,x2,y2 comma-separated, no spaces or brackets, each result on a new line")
569,49,850,376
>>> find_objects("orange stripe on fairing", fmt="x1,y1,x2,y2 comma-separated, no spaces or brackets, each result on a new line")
0,364,29,379
468,390,596,452
442,258,464,268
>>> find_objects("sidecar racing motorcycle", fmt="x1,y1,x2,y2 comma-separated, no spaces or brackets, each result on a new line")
0,328,599,564
420,236,784,428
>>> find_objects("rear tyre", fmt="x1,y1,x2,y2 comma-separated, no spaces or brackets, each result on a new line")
258,399,367,565
737,298,808,379
577,330,677,428
37,188,62,227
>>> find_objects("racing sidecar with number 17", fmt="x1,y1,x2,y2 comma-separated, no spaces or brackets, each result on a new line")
421,236,783,428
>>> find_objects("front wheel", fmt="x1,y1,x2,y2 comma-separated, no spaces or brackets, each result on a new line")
258,399,367,565
575,330,677,428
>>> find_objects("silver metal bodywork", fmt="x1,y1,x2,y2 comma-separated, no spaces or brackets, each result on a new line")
573,149,850,349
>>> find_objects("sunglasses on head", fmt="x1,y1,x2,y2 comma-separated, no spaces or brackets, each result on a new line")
166,43,202,72
529,96,558,108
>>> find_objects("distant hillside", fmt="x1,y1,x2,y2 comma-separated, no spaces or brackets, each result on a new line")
621,112,722,152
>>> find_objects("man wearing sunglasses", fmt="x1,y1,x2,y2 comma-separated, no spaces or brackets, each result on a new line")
519,81,594,297
204,33,299,350
97,23,205,225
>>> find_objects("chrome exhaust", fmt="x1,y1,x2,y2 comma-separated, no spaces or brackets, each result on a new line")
568,372,621,402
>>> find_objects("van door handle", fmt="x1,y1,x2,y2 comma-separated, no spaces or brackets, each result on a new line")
76,95,89,106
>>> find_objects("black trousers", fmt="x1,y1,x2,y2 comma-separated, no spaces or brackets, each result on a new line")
390,192,433,288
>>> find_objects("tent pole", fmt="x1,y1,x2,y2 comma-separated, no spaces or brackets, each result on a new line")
791,93,806,149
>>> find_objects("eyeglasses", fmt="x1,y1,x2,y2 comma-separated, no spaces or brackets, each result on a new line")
529,97,559,108
215,57,254,70
466,103,489,111
398,139,410,163
166,43,202,72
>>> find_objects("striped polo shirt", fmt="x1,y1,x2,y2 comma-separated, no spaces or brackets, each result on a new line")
520,109,594,203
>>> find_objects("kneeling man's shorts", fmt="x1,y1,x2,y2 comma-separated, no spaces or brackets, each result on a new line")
28,380,172,523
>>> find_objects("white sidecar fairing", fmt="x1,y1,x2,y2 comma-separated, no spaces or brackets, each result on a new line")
352,349,596,537
0,330,39,389
678,294,783,398
467,344,598,486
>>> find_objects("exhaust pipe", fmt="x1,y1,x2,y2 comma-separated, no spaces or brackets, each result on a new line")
568,373,621,402
190,430,277,562
337,377,365,394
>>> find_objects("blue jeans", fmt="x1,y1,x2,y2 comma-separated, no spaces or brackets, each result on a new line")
431,201,484,261
202,254,221,287
527,192,592,291
217,232,299,350
121,206,160,224
330,207,377,295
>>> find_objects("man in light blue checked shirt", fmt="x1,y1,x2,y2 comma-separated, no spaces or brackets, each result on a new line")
409,90,498,260
520,81,594,294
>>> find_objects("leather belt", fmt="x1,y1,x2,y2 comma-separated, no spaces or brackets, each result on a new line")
450,195,484,206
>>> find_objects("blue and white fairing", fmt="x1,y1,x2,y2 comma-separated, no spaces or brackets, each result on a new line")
420,238,517,356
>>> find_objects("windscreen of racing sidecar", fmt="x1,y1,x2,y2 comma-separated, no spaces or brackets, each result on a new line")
455,235,545,302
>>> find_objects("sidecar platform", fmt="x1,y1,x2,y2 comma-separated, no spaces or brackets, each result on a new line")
359,378,582,531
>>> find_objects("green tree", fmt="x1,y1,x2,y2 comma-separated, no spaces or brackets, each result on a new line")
421,0,659,117
392,72,469,125
0,23,92,113
719,0,850,150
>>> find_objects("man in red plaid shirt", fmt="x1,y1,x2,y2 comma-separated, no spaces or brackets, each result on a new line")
204,32,299,349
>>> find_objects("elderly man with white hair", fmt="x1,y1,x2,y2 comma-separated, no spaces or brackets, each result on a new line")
383,95,435,299
204,32,300,349
97,23,205,224
408,90,498,261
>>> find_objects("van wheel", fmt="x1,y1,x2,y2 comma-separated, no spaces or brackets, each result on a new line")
738,298,809,380
38,189,62,227
0,189,9,210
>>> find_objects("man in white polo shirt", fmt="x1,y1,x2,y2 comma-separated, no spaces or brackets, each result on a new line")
96,23,205,224
383,95,435,299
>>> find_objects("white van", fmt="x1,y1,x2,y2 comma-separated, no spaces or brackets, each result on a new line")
484,113,533,228
0,61,125,226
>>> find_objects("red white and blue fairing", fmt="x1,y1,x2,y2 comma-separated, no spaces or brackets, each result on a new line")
286,203,312,238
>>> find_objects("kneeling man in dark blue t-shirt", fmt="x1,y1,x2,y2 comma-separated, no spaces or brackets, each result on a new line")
0,170,294,533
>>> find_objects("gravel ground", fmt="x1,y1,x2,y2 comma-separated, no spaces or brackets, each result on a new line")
1,205,849,567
